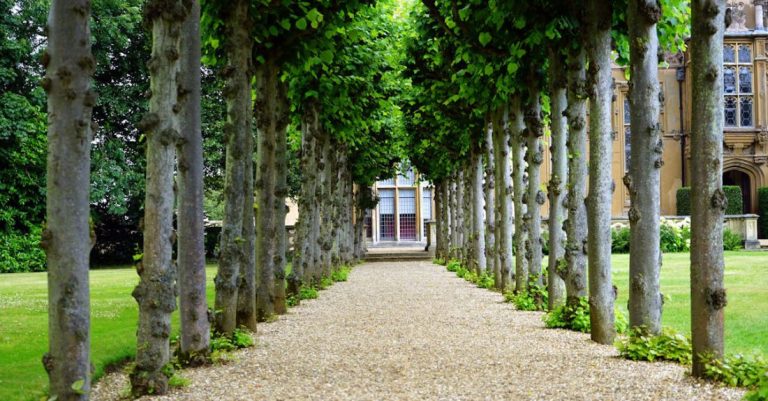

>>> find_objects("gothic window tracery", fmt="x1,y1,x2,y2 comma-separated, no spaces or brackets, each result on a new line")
724,42,753,128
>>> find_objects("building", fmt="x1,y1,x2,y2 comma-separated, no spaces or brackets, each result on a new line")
366,169,434,245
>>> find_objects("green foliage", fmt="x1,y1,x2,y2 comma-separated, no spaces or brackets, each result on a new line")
677,186,743,216
331,266,352,282
544,297,591,332
475,273,495,289
168,374,191,388
746,371,768,401
759,187,768,240
433,258,446,265
504,285,548,312
616,327,692,364
318,276,334,290
300,285,319,300
723,228,744,251
210,328,254,352
611,226,631,253
446,259,462,272
0,227,45,273
659,220,689,253
704,354,768,388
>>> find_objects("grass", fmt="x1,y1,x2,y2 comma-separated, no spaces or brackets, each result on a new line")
0,266,221,401
611,251,768,356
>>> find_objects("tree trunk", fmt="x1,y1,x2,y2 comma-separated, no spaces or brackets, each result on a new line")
484,118,497,278
213,0,251,335
547,48,568,310
177,0,211,365
462,166,473,268
450,173,460,260
586,0,616,345
472,144,486,274
272,78,289,315
254,59,281,321
494,107,514,291
564,45,589,307
131,1,188,395
236,115,257,330
442,180,453,261
294,103,320,288
42,1,95,398
319,132,335,278
690,0,726,378
627,0,663,335
524,84,545,289
511,99,528,293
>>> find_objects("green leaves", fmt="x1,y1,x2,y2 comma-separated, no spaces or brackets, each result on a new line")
478,32,491,46
295,18,307,30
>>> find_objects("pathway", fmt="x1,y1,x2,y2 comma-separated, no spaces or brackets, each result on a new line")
92,261,744,401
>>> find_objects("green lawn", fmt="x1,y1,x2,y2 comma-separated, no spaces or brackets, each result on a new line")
0,266,218,401
612,251,768,356
0,253,766,401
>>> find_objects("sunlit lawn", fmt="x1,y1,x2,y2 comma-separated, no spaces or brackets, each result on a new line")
1,253,766,401
0,265,218,401
612,251,768,356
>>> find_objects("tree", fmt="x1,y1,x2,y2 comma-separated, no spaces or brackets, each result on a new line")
547,46,567,310
42,0,95,398
626,0,663,334
689,0,726,378
586,0,616,345
177,0,211,365
131,0,190,395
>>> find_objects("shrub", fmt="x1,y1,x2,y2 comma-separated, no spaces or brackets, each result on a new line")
677,186,744,216
759,187,768,239
433,258,446,265
505,284,548,311
616,326,692,364
723,228,743,251
0,227,46,273
299,286,319,300
660,221,687,252
704,354,768,388
475,273,495,289
611,226,631,253
331,266,351,282
746,371,768,401
210,328,254,352
544,297,628,334
318,276,334,290
446,259,461,272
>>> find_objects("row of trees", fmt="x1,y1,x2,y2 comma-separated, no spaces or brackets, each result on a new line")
42,0,404,399
405,0,725,378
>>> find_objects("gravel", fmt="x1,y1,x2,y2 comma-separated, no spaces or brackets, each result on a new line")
92,260,745,401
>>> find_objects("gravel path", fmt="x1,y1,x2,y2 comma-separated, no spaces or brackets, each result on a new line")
92,261,744,401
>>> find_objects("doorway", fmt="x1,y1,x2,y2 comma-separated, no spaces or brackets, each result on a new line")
722,170,752,213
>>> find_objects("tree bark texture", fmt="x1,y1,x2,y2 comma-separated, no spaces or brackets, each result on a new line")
213,0,251,335
587,0,616,345
511,99,529,293
484,119,497,277
43,0,95,398
131,1,189,395
272,78,289,315
294,103,320,287
690,0,726,377
462,166,474,268
450,173,460,260
564,46,589,306
472,145,486,274
524,85,545,288
177,0,211,364
493,107,514,291
442,180,452,261
627,0,663,335
547,50,568,310
236,111,257,330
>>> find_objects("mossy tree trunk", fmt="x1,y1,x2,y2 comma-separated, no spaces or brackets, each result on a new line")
627,0,663,335
511,99,529,293
294,103,320,288
177,0,211,364
42,0,96,398
586,0,616,345
547,49,568,310
690,0,727,378
472,143,486,275
272,76,289,315
214,0,252,335
564,45,589,307
131,0,189,395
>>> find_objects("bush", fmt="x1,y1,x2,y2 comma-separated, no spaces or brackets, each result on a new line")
677,186,743,216
446,259,461,272
505,284,548,311
544,297,628,334
331,266,351,282
611,226,631,253
704,354,768,388
210,328,254,352
0,227,46,273
616,326,692,364
759,187,768,239
723,228,743,251
660,220,688,252
746,371,768,401
475,273,495,289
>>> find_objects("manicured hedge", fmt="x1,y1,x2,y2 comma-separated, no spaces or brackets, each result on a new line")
759,187,768,239
676,186,743,216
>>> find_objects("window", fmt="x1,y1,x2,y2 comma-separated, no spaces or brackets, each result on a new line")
397,169,415,186
421,188,432,239
724,43,753,127
398,189,417,241
379,189,395,241
623,98,631,171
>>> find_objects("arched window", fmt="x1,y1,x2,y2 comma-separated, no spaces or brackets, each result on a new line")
724,43,753,128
